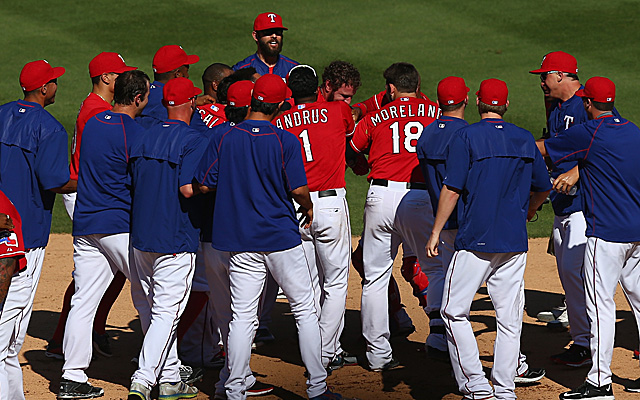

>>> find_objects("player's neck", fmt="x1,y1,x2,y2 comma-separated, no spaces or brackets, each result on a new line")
23,94,46,107
247,111,274,121
480,112,503,120
561,81,582,102
442,110,465,120
294,95,316,105
393,91,417,100
112,104,138,119
256,50,279,68
167,107,193,124
93,84,113,104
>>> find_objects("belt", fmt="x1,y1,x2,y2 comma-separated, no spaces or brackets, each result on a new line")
318,189,337,198
371,179,427,190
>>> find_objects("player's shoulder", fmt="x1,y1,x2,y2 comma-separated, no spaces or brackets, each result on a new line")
232,54,256,70
278,54,299,66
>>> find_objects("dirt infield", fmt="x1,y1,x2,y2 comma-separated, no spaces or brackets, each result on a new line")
19,234,640,399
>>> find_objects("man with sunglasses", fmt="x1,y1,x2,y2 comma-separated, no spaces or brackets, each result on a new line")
0,59,76,400
232,12,299,79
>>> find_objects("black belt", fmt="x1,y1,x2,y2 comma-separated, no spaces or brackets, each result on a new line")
371,179,427,190
318,189,337,198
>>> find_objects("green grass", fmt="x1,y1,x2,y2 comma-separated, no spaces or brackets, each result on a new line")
2,0,638,236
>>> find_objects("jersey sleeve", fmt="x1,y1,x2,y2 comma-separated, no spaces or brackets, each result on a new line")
179,134,208,187
544,124,592,165
339,102,356,137
442,132,470,191
350,117,372,153
281,132,307,191
195,134,220,188
353,93,381,117
531,147,553,192
35,126,70,190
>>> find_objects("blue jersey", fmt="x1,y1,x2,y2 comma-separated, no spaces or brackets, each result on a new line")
130,120,207,253
140,81,210,134
445,118,551,253
73,111,142,236
232,54,298,79
196,120,307,252
417,116,468,230
0,100,69,249
545,114,640,242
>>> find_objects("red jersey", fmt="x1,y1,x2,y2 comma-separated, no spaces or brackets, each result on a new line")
198,103,227,128
70,93,111,180
354,90,432,118
351,96,438,182
274,101,355,192
0,190,26,271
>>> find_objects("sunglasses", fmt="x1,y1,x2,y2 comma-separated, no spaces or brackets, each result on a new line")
540,71,560,82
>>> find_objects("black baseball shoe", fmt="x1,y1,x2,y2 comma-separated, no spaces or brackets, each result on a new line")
514,367,545,384
625,377,640,392
551,344,592,367
559,381,614,399
370,358,401,372
58,379,104,399
327,352,359,371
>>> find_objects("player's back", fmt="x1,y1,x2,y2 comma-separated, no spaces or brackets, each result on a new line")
274,100,354,191
351,96,438,183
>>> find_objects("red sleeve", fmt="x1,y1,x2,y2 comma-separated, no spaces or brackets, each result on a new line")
338,102,355,137
70,96,111,180
0,191,26,271
350,116,371,153
354,93,381,116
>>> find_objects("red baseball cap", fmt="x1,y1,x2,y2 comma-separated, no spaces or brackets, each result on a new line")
228,81,254,107
153,45,200,74
89,52,137,78
252,74,291,103
529,51,578,74
19,60,65,92
437,76,469,105
254,12,287,31
163,77,202,106
576,76,615,103
476,78,508,106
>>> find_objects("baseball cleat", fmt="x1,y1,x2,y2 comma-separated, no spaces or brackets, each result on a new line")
253,327,275,347
179,365,204,385
625,377,640,392
551,344,592,367
634,349,639,359
514,367,545,384
559,381,614,399
158,381,198,399
58,379,104,399
309,388,344,400
426,345,450,363
327,352,358,371
128,381,151,400
246,380,274,396
536,306,566,323
370,358,401,372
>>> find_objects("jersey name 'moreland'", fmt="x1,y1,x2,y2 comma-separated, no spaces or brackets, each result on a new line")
369,102,437,127
275,108,330,129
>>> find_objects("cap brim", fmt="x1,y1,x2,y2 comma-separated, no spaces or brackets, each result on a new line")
193,87,203,97
186,55,200,65
528,68,549,74
113,66,138,74
52,66,66,79
574,88,588,98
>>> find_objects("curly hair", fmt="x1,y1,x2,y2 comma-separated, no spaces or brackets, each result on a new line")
321,60,361,91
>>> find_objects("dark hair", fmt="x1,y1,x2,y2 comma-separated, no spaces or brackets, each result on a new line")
225,106,249,123
218,67,258,104
91,75,101,85
250,97,279,115
591,100,614,111
322,60,361,91
202,63,232,86
383,62,419,93
478,101,507,116
288,66,318,99
114,70,150,105
565,73,579,81
440,100,465,112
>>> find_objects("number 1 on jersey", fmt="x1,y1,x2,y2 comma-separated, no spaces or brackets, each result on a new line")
299,129,314,162
390,121,423,154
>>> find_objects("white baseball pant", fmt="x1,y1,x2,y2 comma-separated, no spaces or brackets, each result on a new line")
298,188,351,367
0,247,45,400
179,245,220,365
226,245,326,400
553,211,589,347
130,250,195,387
361,182,443,368
441,250,526,400
62,233,131,383
584,237,640,387
62,192,76,220
199,244,255,397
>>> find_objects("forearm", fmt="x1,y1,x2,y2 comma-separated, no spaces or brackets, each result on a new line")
528,190,551,220
291,185,313,210
432,185,460,236
50,179,77,194
535,139,548,157
0,257,16,304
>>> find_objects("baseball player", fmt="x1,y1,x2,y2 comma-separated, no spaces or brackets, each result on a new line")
273,65,357,371
317,60,361,104
426,78,551,400
232,12,298,78
346,62,442,371
529,51,619,366
58,69,148,400
536,77,640,400
196,74,341,400
47,52,137,361
0,59,76,400
0,190,27,305
197,63,233,128
127,78,207,400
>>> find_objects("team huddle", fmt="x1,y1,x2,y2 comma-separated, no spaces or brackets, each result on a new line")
0,10,640,400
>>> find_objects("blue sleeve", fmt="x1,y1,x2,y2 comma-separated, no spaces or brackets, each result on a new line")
35,126,70,190
190,113,211,134
281,131,307,191
195,134,219,188
531,148,552,192
442,132,469,191
545,124,592,165
180,134,208,187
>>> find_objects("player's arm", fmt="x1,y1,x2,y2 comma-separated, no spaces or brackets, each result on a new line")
179,134,209,198
345,117,371,175
426,184,461,258
553,166,579,195
528,147,553,220
290,185,313,228
49,179,78,194
282,130,312,227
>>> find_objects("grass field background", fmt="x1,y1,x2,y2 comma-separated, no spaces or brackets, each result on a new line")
1,1,638,237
